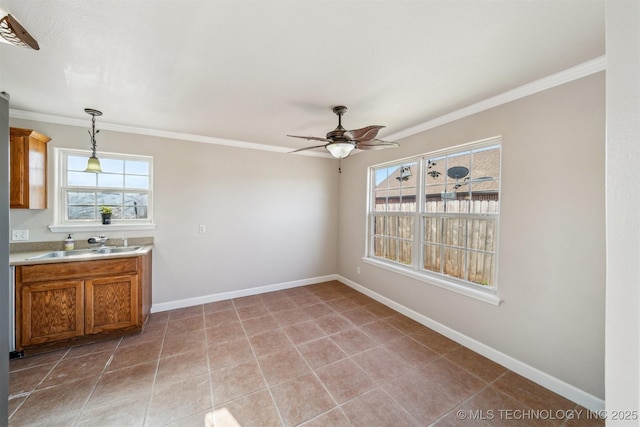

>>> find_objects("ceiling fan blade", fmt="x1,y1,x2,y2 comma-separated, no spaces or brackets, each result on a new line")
287,135,331,143
356,140,399,150
289,144,327,153
346,125,385,142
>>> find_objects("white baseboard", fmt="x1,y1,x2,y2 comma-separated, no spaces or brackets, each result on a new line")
150,273,604,412
337,275,605,413
150,274,338,313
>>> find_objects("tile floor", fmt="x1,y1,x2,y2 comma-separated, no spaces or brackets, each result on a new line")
8,281,603,426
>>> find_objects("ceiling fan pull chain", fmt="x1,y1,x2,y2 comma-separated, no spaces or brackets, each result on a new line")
338,158,342,174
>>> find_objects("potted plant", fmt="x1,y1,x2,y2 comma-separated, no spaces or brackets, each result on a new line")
100,206,113,224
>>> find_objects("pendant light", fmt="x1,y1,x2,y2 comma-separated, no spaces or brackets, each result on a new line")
84,108,103,173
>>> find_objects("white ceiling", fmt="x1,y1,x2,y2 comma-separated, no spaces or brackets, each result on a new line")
0,1,604,154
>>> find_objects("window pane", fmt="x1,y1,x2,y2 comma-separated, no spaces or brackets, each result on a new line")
97,192,123,206
124,205,148,219
398,217,413,240
98,173,124,188
99,158,124,173
443,218,467,248
468,252,494,286
68,206,96,220
125,160,149,175
443,247,466,280
68,155,90,172
67,191,95,206
399,241,412,265
374,164,416,213
423,217,442,244
68,171,98,187
423,243,441,272
125,175,149,189
468,219,497,253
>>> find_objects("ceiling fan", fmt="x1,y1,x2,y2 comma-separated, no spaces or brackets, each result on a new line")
288,106,399,159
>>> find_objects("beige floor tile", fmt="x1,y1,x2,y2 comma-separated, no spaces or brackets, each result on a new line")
212,389,282,427
205,320,246,344
39,350,112,388
86,360,157,409
282,321,326,345
314,358,376,404
145,372,212,426
203,299,235,313
492,371,576,412
271,372,336,427
210,359,266,406
204,308,241,328
207,336,255,371
249,329,294,357
330,328,377,356
351,346,411,384
242,313,280,336
444,346,509,383
384,358,485,424
382,335,438,368
258,348,310,386
76,392,150,427
314,313,352,335
410,328,461,354
168,305,203,321
297,337,348,369
341,387,420,427
9,376,98,426
300,407,352,427
358,319,405,344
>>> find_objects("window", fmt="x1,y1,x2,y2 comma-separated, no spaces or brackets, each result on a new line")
54,149,153,228
368,138,501,297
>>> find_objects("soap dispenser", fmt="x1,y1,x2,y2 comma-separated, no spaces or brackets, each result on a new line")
64,234,75,251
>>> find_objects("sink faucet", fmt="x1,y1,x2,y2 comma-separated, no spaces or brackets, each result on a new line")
88,235,109,247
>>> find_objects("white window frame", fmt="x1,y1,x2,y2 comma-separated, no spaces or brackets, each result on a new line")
49,148,156,233
364,137,502,305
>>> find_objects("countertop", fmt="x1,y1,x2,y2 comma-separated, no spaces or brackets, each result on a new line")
10,245,153,266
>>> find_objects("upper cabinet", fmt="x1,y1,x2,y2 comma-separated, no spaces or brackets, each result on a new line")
10,127,51,209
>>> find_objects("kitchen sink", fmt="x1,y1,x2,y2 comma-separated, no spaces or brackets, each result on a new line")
94,246,143,254
27,246,144,260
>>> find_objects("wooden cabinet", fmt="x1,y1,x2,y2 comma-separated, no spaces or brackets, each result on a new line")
20,280,85,347
10,127,51,209
15,252,152,353
85,274,139,334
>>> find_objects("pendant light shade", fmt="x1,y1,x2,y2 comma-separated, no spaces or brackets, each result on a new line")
326,142,355,159
85,156,102,173
84,108,103,173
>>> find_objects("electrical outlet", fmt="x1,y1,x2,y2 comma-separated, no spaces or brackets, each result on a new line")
199,224,207,234
357,266,361,275
12,230,29,241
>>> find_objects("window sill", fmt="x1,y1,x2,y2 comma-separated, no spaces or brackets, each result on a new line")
362,257,503,306
49,223,157,233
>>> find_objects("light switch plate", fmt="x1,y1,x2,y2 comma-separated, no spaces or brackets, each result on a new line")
12,230,29,241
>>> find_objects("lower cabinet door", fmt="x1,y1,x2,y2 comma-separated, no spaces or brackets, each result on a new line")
20,280,85,347
85,274,139,334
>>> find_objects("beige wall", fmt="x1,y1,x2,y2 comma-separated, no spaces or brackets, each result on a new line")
9,118,340,305
337,73,605,400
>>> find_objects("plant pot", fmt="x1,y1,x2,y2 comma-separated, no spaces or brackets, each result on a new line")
101,213,112,224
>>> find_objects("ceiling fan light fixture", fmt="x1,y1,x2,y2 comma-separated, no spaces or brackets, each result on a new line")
0,14,39,50
326,142,355,159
